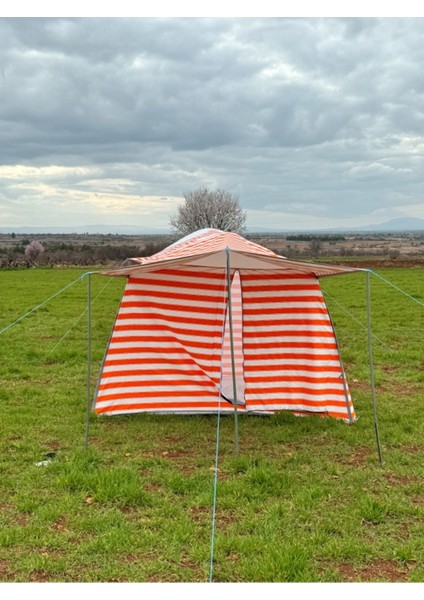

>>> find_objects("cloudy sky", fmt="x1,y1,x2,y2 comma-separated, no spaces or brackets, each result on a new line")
1,15,424,232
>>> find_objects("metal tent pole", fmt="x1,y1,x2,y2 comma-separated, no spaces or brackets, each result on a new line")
366,270,383,465
85,272,92,449
226,248,239,455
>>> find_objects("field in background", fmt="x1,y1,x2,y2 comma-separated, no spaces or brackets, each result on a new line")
0,266,423,582
1,231,424,269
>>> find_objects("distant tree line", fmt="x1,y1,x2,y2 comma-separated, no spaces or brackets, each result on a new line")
0,239,170,269
286,234,346,242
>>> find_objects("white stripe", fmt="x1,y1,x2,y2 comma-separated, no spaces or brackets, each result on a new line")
243,325,334,333
109,334,223,346
246,402,350,413
245,392,349,402
125,283,226,297
246,369,343,378
97,407,235,415
122,294,225,310
245,314,331,323
95,395,223,408
100,373,218,385
245,358,341,367
102,362,221,374
112,324,224,336
244,347,337,356
103,351,222,363
246,381,347,391
242,301,327,309
98,383,218,395
116,316,223,328
126,273,225,287
242,277,319,286
243,335,336,344
242,290,323,299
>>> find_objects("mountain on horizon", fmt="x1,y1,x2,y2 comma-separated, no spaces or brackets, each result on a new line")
249,217,424,234
0,217,423,235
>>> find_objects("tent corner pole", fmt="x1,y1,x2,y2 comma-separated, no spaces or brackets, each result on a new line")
366,270,383,466
85,272,92,449
226,248,239,455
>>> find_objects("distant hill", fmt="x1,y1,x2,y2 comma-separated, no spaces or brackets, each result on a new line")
352,217,424,232
248,217,424,234
0,224,170,235
1,217,423,235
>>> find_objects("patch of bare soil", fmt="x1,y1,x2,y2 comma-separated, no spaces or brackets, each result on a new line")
51,515,69,532
0,560,11,581
215,508,238,529
188,506,211,523
401,444,423,454
337,559,412,582
335,445,373,467
28,569,51,582
384,472,416,485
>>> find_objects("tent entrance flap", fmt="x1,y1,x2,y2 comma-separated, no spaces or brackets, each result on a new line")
220,270,246,406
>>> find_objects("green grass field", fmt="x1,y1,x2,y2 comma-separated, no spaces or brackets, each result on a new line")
0,266,423,582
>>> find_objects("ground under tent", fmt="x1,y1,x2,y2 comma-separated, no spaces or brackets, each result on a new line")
91,228,361,423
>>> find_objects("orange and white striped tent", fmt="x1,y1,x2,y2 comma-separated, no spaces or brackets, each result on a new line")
93,229,359,421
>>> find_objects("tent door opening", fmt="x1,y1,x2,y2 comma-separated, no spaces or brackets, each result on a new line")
220,270,246,407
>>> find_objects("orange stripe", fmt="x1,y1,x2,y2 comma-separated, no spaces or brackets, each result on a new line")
246,387,346,396
143,269,225,280
242,295,325,303
101,368,220,378
105,347,222,362
113,324,222,338
120,300,222,315
244,364,342,373
244,341,338,350
116,313,224,327
109,335,219,349
98,379,219,391
124,289,224,303
243,352,340,360
104,358,221,370
241,273,315,281
97,390,228,401
244,319,331,327
241,284,321,292
243,307,328,315
128,277,226,292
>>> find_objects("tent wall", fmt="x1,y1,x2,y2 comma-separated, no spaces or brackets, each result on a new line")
94,267,232,415
240,272,355,420
93,267,355,420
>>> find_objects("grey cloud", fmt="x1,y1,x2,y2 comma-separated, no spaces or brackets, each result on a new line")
1,17,424,229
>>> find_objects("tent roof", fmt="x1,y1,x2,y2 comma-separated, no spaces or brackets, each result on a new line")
98,228,364,278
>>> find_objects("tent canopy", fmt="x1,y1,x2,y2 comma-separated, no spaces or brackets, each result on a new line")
100,228,361,278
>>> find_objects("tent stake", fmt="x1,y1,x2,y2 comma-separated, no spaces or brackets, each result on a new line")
226,248,239,455
85,272,92,449
366,270,383,465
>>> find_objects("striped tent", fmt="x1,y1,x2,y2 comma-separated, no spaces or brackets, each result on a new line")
93,229,359,421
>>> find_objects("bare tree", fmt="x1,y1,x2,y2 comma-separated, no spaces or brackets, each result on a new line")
25,240,44,265
170,187,247,236
308,238,322,257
